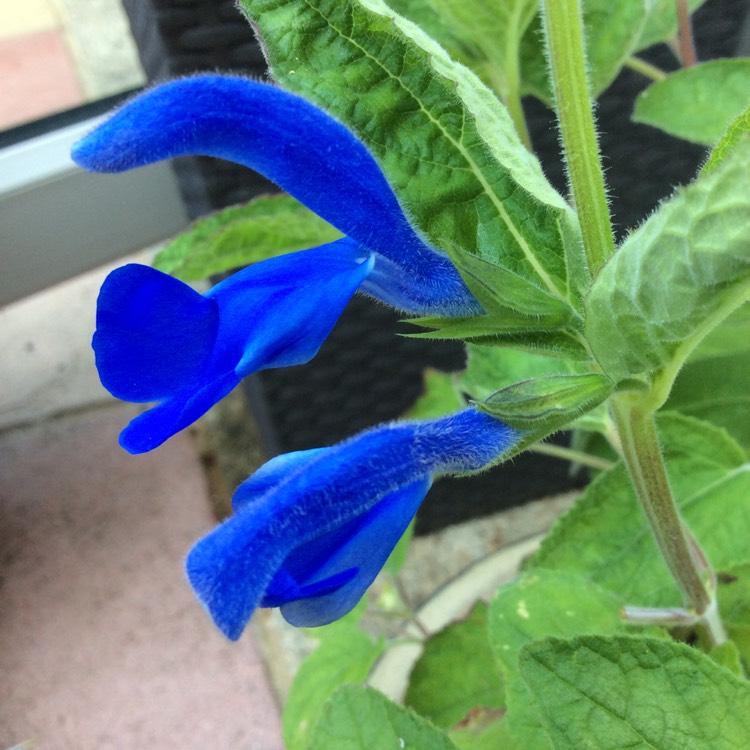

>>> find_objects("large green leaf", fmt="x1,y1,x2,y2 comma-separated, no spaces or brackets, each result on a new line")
282,624,384,750
666,351,750,451
239,0,585,328
585,140,750,383
528,413,750,607
520,635,750,749
405,602,504,729
152,194,341,280
633,60,750,145
306,685,459,750
488,570,627,750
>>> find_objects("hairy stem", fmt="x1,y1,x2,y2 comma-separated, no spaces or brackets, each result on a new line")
612,394,726,647
540,0,615,277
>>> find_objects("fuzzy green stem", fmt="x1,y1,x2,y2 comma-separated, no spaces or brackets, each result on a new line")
540,0,615,277
612,395,726,647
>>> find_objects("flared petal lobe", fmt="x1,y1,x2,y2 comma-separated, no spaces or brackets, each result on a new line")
95,241,372,454
185,408,519,639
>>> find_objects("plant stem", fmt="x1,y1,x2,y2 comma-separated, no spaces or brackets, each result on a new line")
676,0,698,67
540,0,615,277
625,56,668,81
530,442,615,472
612,394,726,647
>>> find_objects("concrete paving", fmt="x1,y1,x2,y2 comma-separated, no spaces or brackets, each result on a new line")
0,262,284,748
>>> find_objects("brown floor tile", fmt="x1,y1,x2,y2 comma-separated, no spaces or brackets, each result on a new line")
0,405,283,750
0,30,84,130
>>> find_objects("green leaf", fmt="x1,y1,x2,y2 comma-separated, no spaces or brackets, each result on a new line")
687,303,750,361
306,685,459,750
405,602,504,729
520,635,750,750
709,640,745,678
239,0,585,323
488,570,626,750
633,60,750,145
449,716,517,750
388,0,538,106
702,103,750,176
585,140,750,383
282,626,384,750
636,0,709,51
477,373,612,431
152,194,341,280
718,561,750,673
528,413,750,607
666,351,750,452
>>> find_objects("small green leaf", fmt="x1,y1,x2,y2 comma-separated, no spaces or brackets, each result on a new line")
633,60,750,145
282,626,384,750
405,602,504,729
307,685,459,750
528,413,750,607
585,140,750,383
152,194,341,280
477,373,612,431
718,561,750,672
702,103,750,176
520,635,750,749
488,570,626,750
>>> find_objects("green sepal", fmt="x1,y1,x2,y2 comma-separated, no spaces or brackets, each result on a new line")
633,59,750,145
152,194,341,281
520,635,750,750
445,242,579,321
476,373,612,432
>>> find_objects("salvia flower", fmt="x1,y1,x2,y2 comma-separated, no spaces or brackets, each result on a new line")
185,408,519,639
72,75,480,453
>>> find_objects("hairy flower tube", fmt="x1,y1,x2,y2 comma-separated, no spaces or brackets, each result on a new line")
186,408,519,639
72,74,480,453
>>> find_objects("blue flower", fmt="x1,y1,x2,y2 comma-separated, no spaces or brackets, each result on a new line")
73,75,480,453
185,408,519,639
94,241,372,453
